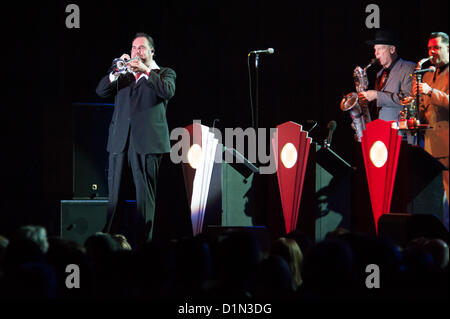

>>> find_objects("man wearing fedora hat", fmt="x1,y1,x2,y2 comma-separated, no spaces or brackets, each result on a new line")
359,29,416,122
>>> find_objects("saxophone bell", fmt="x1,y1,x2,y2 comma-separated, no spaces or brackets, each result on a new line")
340,92,360,112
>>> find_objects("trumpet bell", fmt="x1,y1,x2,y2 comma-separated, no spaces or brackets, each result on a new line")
116,60,126,69
114,56,141,73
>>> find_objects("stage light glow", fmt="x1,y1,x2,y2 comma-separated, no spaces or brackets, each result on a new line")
187,144,203,169
280,142,298,168
370,140,388,168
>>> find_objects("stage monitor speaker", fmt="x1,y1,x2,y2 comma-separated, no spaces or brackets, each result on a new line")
378,213,449,247
72,103,113,199
60,200,109,245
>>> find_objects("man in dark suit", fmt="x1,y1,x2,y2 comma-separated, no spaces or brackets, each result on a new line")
359,29,415,122
96,33,176,246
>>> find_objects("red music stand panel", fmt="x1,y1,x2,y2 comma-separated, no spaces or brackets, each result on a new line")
272,121,312,234
361,119,402,233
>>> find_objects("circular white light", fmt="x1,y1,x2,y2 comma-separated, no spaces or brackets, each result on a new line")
187,144,203,169
280,143,298,168
370,141,388,168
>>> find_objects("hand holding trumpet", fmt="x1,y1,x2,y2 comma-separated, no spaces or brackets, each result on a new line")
127,57,150,73
113,54,150,74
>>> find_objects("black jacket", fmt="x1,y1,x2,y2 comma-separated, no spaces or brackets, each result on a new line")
96,67,176,154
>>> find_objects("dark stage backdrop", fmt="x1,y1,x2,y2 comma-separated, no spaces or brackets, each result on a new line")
0,0,447,238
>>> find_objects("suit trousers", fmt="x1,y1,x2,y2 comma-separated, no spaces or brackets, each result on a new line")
103,135,162,247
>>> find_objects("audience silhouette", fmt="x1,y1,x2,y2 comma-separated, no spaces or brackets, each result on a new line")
0,222,448,300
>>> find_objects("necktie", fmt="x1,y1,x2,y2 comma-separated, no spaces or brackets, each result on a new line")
135,72,142,81
372,69,388,118
376,69,388,91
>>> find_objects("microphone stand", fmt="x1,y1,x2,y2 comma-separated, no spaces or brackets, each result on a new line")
324,147,353,170
414,73,422,119
253,53,261,167
255,53,260,132
249,51,270,166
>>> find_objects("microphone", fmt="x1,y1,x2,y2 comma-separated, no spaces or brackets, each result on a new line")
325,120,337,148
413,66,436,74
249,48,275,55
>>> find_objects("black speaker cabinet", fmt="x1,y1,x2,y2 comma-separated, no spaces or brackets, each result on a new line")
72,103,113,199
60,200,108,245
391,142,446,222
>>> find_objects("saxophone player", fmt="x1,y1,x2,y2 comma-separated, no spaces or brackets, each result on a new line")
412,32,449,228
359,29,416,121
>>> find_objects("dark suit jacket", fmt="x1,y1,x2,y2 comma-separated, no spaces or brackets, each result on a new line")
96,67,176,154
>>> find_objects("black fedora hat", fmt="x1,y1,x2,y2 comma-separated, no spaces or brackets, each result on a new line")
366,29,399,46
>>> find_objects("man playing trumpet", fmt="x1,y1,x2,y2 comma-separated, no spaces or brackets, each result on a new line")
96,33,176,247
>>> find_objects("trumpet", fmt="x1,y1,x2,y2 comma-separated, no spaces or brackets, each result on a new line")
113,56,141,73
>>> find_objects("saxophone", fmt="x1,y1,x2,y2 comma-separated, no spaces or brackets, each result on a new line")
340,59,377,142
399,56,433,122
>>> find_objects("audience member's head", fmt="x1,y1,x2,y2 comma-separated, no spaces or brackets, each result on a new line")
0,234,9,263
84,232,120,264
301,239,353,298
4,225,49,265
0,235,9,249
216,230,262,281
203,230,262,298
169,236,213,298
423,239,448,271
252,255,295,299
112,234,133,250
270,237,303,289
17,225,49,254
286,230,313,256
406,237,449,271
1,226,57,299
